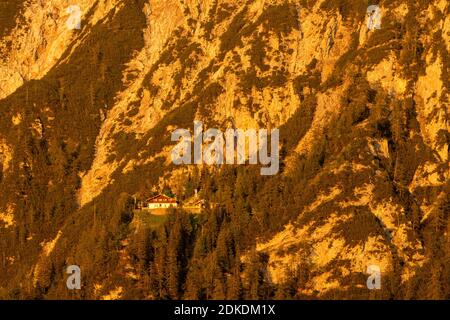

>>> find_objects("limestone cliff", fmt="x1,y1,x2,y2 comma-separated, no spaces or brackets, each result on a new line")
0,0,448,299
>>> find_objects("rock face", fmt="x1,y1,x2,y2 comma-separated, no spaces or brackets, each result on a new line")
0,0,448,299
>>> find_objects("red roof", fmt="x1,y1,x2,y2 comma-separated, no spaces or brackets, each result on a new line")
146,194,177,204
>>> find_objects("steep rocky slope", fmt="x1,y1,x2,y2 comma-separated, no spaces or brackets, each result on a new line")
0,0,448,299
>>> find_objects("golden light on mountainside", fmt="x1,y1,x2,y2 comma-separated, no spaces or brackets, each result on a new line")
0,0,448,300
